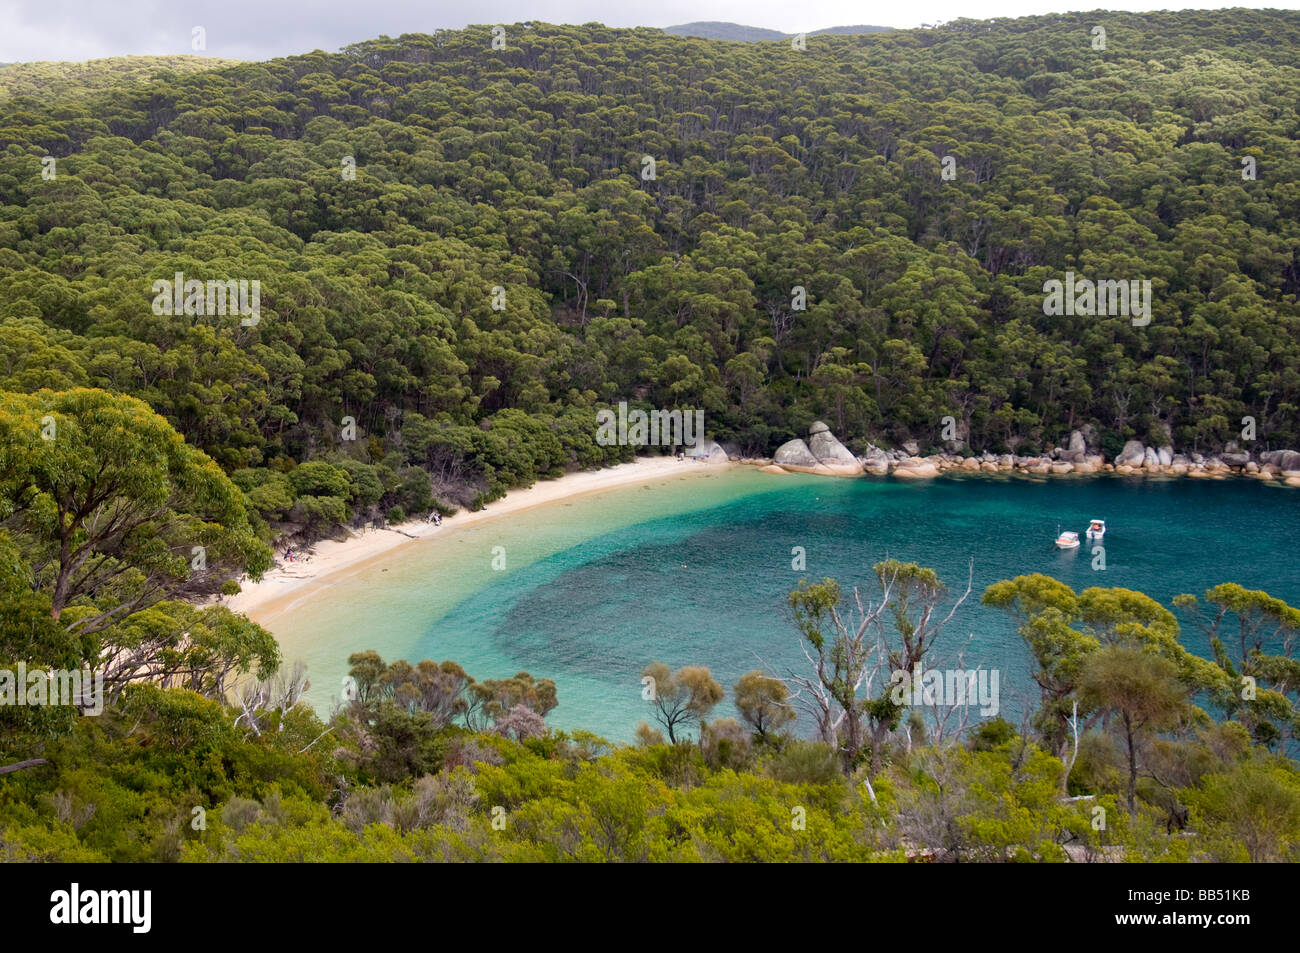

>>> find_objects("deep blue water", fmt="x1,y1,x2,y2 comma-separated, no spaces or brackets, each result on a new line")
418,473,1298,741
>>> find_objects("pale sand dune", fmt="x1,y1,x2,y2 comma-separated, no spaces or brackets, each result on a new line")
226,455,732,625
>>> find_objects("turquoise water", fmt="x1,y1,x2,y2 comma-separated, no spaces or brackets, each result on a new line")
271,470,1299,742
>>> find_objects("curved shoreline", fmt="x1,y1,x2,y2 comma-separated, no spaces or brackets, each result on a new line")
228,451,1293,628
227,456,733,625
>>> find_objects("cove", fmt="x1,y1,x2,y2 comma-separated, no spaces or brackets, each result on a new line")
268,469,1299,743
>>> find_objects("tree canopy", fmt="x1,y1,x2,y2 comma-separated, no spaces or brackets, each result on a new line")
0,11,1295,538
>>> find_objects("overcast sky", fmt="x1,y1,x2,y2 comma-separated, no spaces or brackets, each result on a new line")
1,1,1294,63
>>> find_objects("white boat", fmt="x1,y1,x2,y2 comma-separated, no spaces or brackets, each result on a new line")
1055,530,1080,549
1086,519,1106,541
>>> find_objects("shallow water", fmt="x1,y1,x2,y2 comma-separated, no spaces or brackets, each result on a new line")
270,469,1299,741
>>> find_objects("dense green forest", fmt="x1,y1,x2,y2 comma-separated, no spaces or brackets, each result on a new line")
1,10,1298,534
1,10,1299,862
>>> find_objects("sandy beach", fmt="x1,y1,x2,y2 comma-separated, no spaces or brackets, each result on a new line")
227,455,732,626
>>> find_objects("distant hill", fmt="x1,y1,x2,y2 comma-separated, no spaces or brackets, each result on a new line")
810,25,891,35
663,21,889,41
662,22,787,41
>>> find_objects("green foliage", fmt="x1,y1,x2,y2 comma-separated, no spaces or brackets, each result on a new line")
641,661,724,743
0,55,238,101
764,740,842,786
2,629,1298,862
788,561,968,775
0,682,332,862
982,574,1231,764
733,669,796,740
0,11,1295,550
0,388,271,620
1175,584,1300,747
969,717,1018,751
1183,759,1300,862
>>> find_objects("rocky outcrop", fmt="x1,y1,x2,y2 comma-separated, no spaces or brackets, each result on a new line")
753,431,1300,486
1116,440,1146,467
1261,450,1300,471
686,439,729,462
893,459,939,478
808,421,861,473
769,423,864,476
859,444,891,474
773,438,818,468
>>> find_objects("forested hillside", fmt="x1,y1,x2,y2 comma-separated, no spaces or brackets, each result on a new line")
1,10,1298,527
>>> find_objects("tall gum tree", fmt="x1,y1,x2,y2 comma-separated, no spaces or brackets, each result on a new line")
0,388,272,634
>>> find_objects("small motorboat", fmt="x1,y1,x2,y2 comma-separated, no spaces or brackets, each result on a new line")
1055,530,1080,549
1086,519,1106,541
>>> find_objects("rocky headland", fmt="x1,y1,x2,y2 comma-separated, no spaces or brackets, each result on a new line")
742,423,1300,486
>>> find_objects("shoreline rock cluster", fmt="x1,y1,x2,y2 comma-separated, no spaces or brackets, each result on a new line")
746,424,1300,487
765,421,865,476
